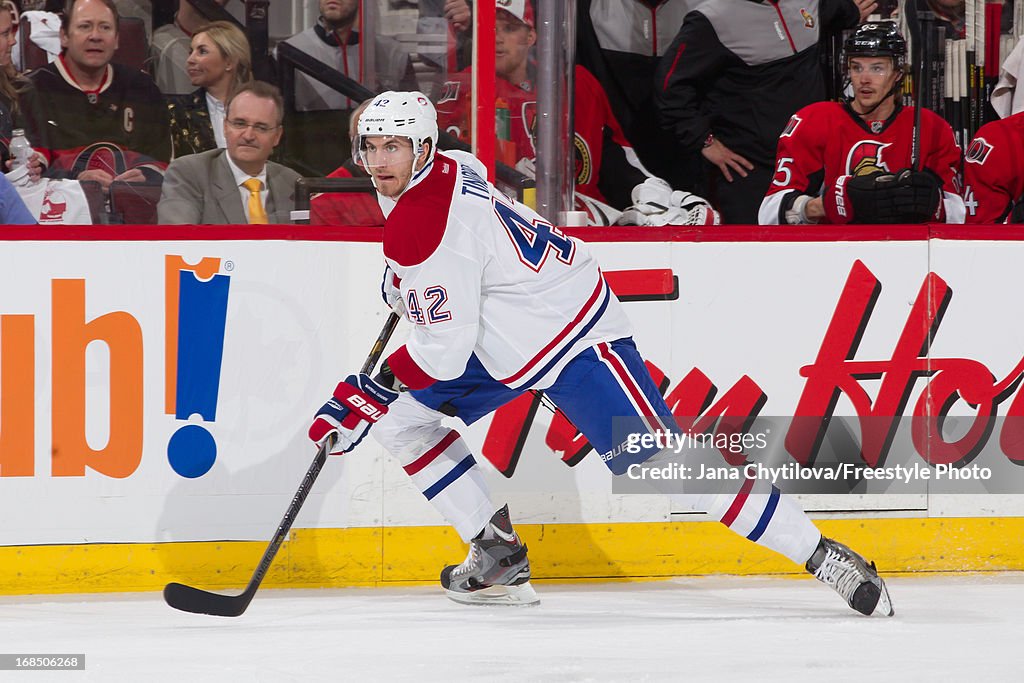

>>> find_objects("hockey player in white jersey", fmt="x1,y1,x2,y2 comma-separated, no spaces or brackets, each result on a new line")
307,91,894,615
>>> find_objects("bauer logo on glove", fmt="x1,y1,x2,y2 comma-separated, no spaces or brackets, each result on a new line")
308,373,399,455
839,168,943,224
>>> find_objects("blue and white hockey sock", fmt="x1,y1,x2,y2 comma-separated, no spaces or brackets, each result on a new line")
401,430,494,543
671,477,821,565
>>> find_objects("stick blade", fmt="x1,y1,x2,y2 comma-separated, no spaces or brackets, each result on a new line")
164,582,253,617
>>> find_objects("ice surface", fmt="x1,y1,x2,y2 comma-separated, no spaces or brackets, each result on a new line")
0,574,1019,682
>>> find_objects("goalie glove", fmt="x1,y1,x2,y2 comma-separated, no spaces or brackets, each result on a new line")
828,169,943,224
308,374,399,455
617,177,720,226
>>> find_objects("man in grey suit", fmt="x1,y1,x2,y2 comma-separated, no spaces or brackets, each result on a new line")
158,81,301,224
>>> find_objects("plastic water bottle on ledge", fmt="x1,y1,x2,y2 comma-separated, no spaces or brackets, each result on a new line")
9,128,33,169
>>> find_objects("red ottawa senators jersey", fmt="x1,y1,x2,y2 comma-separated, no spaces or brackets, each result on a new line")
434,65,634,204
962,111,1024,223
760,101,965,224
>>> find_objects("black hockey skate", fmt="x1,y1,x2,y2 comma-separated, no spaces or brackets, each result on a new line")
440,505,539,606
806,536,894,616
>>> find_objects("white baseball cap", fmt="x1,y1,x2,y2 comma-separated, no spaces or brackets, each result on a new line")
496,0,534,28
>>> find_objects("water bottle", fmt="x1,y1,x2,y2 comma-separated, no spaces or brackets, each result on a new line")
9,128,33,170
495,98,510,140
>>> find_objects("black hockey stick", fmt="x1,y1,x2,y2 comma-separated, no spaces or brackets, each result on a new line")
905,0,924,170
164,311,401,617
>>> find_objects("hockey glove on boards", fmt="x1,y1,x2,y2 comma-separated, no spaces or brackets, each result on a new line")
828,169,943,224
617,177,720,226
309,374,398,455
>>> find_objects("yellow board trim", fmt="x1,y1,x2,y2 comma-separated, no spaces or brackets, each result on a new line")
1,518,1021,595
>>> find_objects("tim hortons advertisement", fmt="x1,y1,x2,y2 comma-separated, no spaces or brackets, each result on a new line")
0,233,1022,545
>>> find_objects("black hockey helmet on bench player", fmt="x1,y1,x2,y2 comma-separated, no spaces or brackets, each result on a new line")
842,21,907,113
843,21,907,70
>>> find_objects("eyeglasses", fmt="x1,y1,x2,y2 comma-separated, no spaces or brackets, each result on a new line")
226,119,280,135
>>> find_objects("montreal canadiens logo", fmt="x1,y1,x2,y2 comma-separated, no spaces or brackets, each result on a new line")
846,140,893,176
965,137,994,165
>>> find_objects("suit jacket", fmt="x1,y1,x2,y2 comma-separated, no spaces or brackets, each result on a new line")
157,148,301,224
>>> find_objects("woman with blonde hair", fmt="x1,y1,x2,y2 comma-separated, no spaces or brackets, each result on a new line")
167,20,254,158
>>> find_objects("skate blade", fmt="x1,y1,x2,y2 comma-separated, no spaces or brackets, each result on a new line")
445,582,540,607
874,579,895,617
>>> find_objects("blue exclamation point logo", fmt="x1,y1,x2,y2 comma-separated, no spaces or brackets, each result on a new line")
165,255,232,478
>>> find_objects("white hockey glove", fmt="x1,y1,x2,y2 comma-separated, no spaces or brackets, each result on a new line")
575,193,622,226
617,177,721,226
784,194,814,225
514,156,536,179
380,265,406,317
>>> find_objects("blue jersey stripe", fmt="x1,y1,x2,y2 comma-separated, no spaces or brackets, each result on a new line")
423,454,477,500
520,283,611,388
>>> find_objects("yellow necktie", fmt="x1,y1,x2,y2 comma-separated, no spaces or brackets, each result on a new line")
242,177,268,224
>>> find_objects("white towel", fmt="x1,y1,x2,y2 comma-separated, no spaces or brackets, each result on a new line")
991,36,1024,118
13,11,61,70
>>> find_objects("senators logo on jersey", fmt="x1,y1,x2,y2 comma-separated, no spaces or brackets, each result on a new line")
965,137,994,165
846,140,893,176
574,133,593,185
781,115,802,138
521,100,538,156
437,80,460,105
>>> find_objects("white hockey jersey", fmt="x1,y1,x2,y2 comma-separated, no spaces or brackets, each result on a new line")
381,151,632,391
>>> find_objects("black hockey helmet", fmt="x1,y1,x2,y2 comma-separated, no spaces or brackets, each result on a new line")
843,21,907,71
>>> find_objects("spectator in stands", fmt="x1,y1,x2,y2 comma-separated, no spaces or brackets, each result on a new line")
20,0,169,189
151,0,231,95
280,0,417,112
655,0,871,224
0,2,42,179
962,110,1024,223
0,1,18,75
759,21,964,225
167,20,253,158
436,0,717,225
576,0,698,193
158,81,300,224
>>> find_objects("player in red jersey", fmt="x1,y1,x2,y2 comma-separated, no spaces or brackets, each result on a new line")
435,0,716,226
759,21,965,225
962,111,1024,223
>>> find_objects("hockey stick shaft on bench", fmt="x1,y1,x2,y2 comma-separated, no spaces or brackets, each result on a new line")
164,312,401,617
